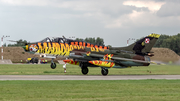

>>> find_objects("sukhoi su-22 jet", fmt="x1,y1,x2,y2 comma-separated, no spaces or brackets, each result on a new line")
22,33,160,76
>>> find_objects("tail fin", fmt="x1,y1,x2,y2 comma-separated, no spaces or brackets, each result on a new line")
110,33,160,55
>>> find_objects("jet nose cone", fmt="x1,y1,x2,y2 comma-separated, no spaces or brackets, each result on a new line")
22,46,26,49
22,45,29,51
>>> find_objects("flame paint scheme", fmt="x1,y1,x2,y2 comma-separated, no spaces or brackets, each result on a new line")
23,37,109,69
26,39,108,57
23,33,160,76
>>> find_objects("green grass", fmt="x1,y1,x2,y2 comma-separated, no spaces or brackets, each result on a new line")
0,80,180,101
0,64,180,101
0,64,180,75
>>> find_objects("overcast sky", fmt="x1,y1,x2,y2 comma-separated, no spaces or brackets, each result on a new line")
0,0,180,46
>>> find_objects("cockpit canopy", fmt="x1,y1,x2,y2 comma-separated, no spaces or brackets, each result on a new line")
40,37,65,43
36,37,108,49
39,37,76,44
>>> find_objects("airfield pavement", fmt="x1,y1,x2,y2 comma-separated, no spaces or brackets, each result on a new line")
1,75,180,80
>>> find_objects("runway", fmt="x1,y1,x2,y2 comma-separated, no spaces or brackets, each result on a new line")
1,75,180,80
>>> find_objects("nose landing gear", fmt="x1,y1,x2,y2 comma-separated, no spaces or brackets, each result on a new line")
50,58,56,69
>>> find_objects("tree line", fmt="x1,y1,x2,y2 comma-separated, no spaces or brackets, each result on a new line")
6,39,28,47
154,33,180,55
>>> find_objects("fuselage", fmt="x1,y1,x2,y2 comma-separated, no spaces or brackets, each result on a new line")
22,34,160,76
23,37,151,69
23,39,109,57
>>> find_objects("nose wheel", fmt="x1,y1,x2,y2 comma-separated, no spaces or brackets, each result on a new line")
50,58,56,69
51,63,56,69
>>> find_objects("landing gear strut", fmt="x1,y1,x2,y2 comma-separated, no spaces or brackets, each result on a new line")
80,62,89,75
51,58,56,69
101,68,108,76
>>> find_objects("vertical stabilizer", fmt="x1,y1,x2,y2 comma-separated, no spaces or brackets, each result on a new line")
110,33,160,55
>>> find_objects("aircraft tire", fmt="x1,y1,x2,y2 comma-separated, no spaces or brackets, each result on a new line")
51,63,56,69
81,67,89,75
101,69,108,76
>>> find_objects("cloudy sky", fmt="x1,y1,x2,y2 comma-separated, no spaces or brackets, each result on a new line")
0,0,180,46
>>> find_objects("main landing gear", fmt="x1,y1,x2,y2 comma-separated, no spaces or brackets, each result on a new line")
79,62,109,76
51,58,56,69
101,68,109,76
80,62,89,75
82,67,89,75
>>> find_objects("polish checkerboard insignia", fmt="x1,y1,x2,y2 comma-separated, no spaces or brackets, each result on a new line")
145,38,150,44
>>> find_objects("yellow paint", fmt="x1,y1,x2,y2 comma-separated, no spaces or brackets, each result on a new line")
48,42,52,53
27,58,31,61
141,41,145,46
43,42,48,53
26,45,29,51
86,52,91,56
66,59,79,65
91,47,96,52
37,43,42,53
148,33,160,38
92,60,115,68
55,43,61,55
90,47,101,52
104,54,113,60
108,54,113,60
34,42,105,56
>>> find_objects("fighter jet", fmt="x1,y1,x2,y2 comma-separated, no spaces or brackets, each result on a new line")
22,33,160,76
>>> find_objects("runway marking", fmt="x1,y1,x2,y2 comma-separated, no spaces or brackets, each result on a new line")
1,75,180,80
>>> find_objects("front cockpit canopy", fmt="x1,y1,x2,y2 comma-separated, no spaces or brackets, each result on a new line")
39,37,79,44
40,37,65,43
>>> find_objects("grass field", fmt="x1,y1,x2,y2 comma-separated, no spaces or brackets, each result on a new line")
0,64,180,101
0,64,180,75
0,80,180,101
